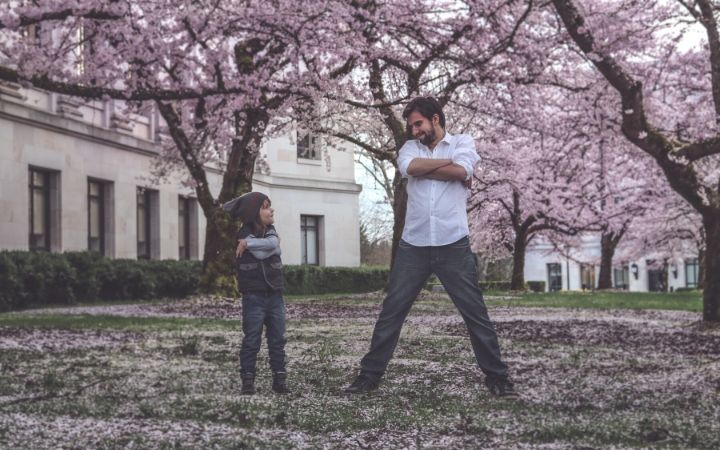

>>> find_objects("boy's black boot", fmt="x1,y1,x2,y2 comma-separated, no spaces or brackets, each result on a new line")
272,371,290,394
241,373,256,395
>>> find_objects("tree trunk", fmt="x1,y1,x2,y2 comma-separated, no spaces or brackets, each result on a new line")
597,231,618,290
389,170,408,268
198,134,257,296
510,231,527,291
702,213,720,322
199,209,239,296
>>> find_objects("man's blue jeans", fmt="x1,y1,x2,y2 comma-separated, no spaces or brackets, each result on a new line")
360,236,508,380
240,291,287,374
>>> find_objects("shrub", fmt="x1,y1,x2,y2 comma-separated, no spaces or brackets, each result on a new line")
479,281,513,291
5,251,77,308
283,265,389,295
150,260,202,298
527,281,546,293
65,251,106,301
0,253,20,312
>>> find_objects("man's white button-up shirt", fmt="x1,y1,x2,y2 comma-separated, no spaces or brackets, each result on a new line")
397,132,480,247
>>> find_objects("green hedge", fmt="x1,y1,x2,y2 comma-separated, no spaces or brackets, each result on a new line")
479,281,546,292
283,265,389,295
0,252,390,311
527,281,546,293
0,251,201,312
479,281,513,291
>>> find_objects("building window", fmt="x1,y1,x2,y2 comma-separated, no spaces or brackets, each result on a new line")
20,23,43,43
685,258,699,288
646,259,667,292
301,215,321,265
580,264,596,290
88,180,105,254
137,187,159,259
613,265,629,290
29,169,51,251
547,263,562,292
178,196,191,260
137,188,152,259
297,131,320,160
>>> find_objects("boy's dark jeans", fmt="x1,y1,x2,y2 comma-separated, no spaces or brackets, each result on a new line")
359,236,508,381
240,290,287,374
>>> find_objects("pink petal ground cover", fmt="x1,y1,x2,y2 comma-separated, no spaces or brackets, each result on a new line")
1,294,718,449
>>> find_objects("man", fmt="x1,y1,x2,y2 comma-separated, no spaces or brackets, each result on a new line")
345,96,517,397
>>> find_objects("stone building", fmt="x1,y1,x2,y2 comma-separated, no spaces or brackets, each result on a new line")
0,82,361,266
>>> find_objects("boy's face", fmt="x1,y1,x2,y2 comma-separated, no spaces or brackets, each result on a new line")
259,199,274,226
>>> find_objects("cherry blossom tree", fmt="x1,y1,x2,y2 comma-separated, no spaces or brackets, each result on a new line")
306,0,544,266
0,0,350,294
550,0,720,320
467,70,657,290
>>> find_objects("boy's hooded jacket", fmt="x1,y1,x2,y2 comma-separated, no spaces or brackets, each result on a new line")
235,224,284,293
223,192,283,293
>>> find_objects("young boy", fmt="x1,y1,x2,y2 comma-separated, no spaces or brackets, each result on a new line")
223,191,289,395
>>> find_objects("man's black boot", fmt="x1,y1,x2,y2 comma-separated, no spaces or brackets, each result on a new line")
272,371,290,394
344,374,380,394
240,373,256,395
485,375,518,398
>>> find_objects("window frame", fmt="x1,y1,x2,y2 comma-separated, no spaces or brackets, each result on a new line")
28,168,51,251
613,265,630,290
296,130,321,161
136,187,151,259
178,196,191,260
547,263,562,292
87,179,106,255
300,215,320,265
685,258,699,289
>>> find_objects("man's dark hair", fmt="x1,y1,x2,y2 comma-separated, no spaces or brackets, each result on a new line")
402,96,446,129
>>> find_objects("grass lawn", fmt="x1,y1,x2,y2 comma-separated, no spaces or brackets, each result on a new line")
0,291,718,449
485,290,703,312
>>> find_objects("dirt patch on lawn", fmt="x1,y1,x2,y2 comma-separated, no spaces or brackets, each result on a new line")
443,319,720,356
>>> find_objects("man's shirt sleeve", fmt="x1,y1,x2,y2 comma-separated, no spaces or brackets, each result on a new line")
452,134,480,180
397,140,418,179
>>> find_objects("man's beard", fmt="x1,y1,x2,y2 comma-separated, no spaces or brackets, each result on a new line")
419,128,436,146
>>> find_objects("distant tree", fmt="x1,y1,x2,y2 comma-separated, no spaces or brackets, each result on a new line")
551,0,720,320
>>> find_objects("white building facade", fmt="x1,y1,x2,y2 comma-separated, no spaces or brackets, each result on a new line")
0,82,361,266
524,237,700,292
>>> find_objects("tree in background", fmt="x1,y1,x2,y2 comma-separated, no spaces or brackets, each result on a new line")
551,0,720,320
309,0,543,266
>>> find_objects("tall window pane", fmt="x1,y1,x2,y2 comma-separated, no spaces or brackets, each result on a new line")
88,180,104,254
137,188,150,259
547,263,562,292
297,131,320,160
685,258,699,288
300,215,319,265
29,169,50,251
614,265,629,290
178,196,190,260
580,265,595,290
